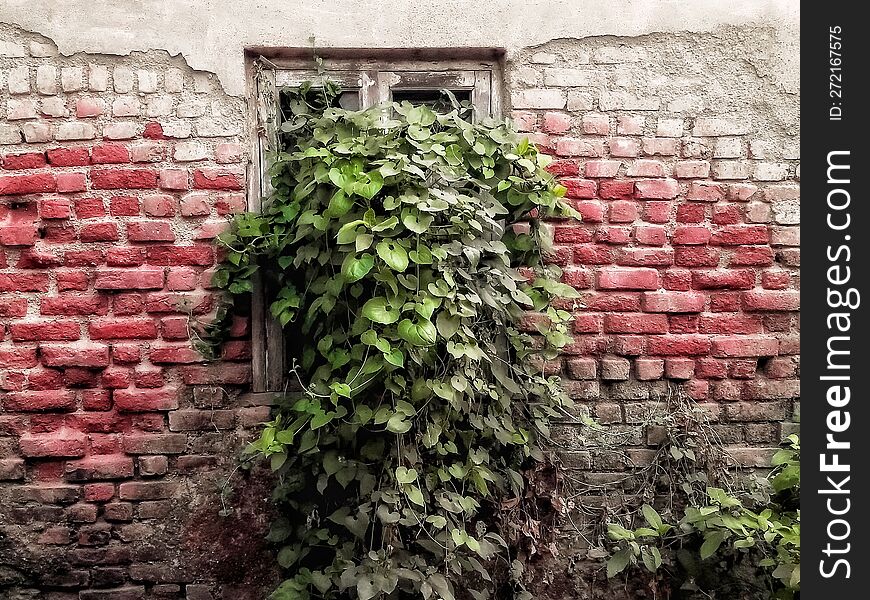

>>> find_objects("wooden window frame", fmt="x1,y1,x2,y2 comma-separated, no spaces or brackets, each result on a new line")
247,54,503,392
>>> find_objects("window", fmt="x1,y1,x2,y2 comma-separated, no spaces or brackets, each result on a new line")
247,54,503,392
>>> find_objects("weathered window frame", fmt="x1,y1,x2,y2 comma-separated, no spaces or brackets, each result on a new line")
247,53,504,392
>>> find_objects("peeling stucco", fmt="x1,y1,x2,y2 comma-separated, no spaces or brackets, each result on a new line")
0,0,799,96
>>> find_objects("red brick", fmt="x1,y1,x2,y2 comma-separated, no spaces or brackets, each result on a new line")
664,358,695,380
89,319,159,340
56,271,90,291
642,201,671,223
553,225,593,244
562,178,596,199
617,247,673,267
107,247,146,267
9,320,80,341
145,245,213,266
192,169,243,190
712,204,742,225
572,244,610,264
672,226,711,245
91,144,130,164
142,194,175,217
64,250,104,267
83,483,116,503
711,335,779,357
634,179,679,199
94,268,164,290
74,197,105,219
608,200,637,222
0,272,49,292
711,225,768,245
112,294,144,315
0,347,38,368
584,160,620,178
634,358,664,380
2,169,55,194
80,222,120,242
647,335,711,355
743,380,800,400
595,226,631,244
179,192,210,216
603,313,668,334
101,368,132,389
0,224,38,246
134,367,164,388
2,152,47,170
40,343,110,368
20,429,86,457
674,247,719,267
214,193,245,215
91,169,158,189
692,269,755,290
39,197,72,219
633,225,666,245
598,267,659,290
641,291,705,313
698,313,763,334
109,195,139,216
149,344,204,364
1,390,76,411
127,221,175,242
686,181,725,201
599,180,634,199
113,387,179,412
144,122,166,139
65,455,134,481
761,270,791,289
573,200,604,223
584,293,641,312
119,481,180,500
56,173,87,193
545,159,579,176
676,203,705,223
742,291,800,311
0,297,28,317
730,246,774,266
111,345,142,364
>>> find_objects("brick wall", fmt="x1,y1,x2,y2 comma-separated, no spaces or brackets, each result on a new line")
0,25,277,600
0,23,799,600
507,34,799,592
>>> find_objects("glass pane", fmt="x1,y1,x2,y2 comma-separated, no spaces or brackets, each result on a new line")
391,89,472,113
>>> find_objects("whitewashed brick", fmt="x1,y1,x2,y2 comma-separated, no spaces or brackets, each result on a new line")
599,90,659,111
544,68,601,87
656,119,684,138
772,200,799,225
754,162,790,181
173,142,208,162
192,73,211,93
137,70,158,93
61,67,84,92
511,89,566,109
693,117,752,137
713,137,743,158
567,90,594,111
41,97,68,118
592,46,647,63
0,124,21,145
103,122,140,140
177,100,207,118
7,99,37,120
55,122,96,141
89,65,109,91
29,41,57,57
112,96,141,117
161,121,192,139
146,96,174,117
113,66,134,93
0,41,27,57
22,122,52,142
530,52,557,64
7,66,30,94
36,65,58,95
194,118,240,137
164,68,185,92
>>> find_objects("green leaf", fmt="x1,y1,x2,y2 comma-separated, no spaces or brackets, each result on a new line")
641,504,663,530
353,171,384,200
362,297,400,324
402,211,434,234
398,318,437,346
607,548,631,578
405,485,425,506
341,252,374,283
326,189,353,217
435,312,460,339
376,240,409,272
395,466,418,484
386,413,412,433
384,348,404,367
700,530,727,560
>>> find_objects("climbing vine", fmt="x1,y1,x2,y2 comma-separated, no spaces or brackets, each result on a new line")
214,80,581,599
